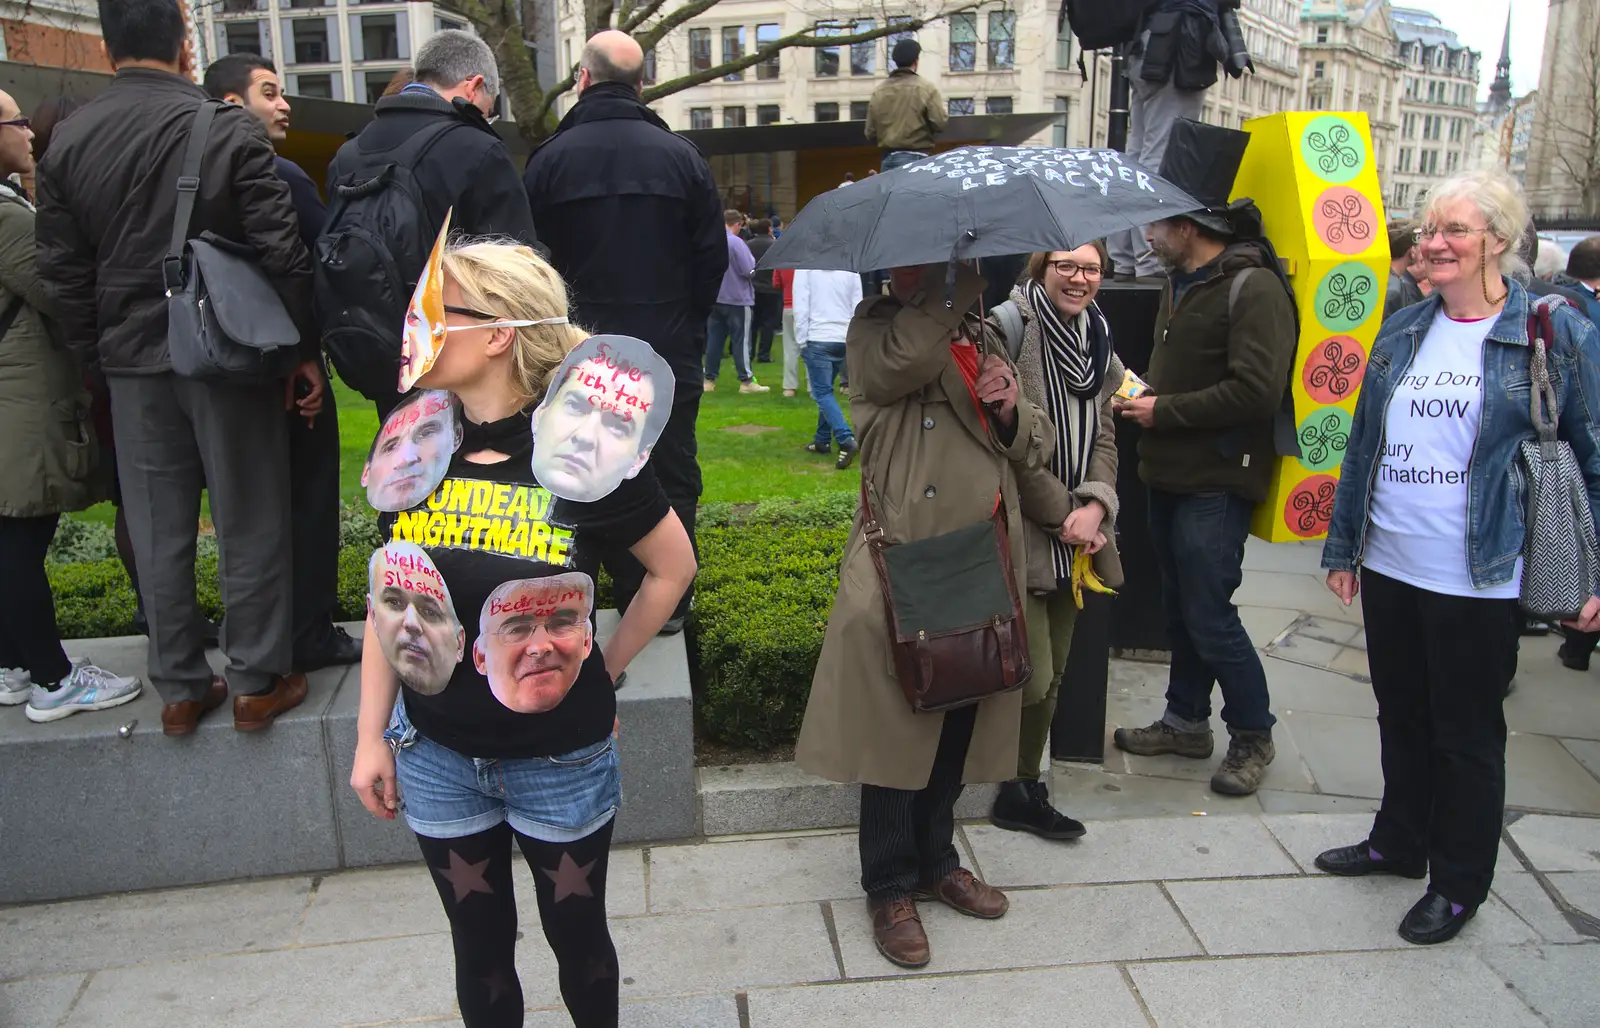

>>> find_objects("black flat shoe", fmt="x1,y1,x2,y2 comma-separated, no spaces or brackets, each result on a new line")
1558,644,1592,672
1398,891,1475,945
989,779,1087,841
1313,842,1426,879
294,625,363,672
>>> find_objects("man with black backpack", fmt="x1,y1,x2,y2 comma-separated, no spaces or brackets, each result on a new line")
36,0,319,736
321,29,537,416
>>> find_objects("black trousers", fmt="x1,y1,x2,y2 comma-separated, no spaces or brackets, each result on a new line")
752,291,782,360
1361,569,1518,908
606,388,701,620
288,361,343,655
0,514,71,684
859,704,977,900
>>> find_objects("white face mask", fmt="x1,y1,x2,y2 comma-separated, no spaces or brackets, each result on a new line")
444,316,570,333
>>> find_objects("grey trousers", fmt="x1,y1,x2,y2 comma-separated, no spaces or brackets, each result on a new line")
1108,57,1206,278
109,373,292,703
781,308,805,393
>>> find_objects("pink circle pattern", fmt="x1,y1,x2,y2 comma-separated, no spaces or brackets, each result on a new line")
1301,336,1367,406
1285,474,1339,539
1311,187,1378,256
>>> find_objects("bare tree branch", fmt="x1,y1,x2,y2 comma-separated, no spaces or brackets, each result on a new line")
632,0,724,52
618,0,671,34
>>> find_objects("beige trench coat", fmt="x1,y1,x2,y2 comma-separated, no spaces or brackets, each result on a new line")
795,268,1056,791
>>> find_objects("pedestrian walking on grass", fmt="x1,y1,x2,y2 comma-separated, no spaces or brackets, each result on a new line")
793,268,861,469
704,209,769,393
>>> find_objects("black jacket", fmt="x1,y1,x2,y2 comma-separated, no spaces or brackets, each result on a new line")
327,89,536,250
276,155,326,254
524,83,727,387
35,68,315,374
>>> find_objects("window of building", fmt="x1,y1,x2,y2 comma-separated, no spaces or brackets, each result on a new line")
947,97,974,116
1307,93,1324,111
288,0,330,6
363,70,398,104
1449,118,1463,143
643,48,656,85
756,23,779,80
851,20,875,75
849,100,869,120
360,13,400,61
1313,60,1324,79
1446,151,1459,173
436,16,465,32
1419,149,1438,174
1394,183,1411,209
223,0,264,10
689,28,711,73
815,23,841,77
815,102,840,122
886,21,915,67
1402,113,1416,138
723,106,746,128
987,11,1016,70
224,21,266,56
722,25,745,80
689,107,712,130
1052,96,1070,147
986,96,1012,115
290,17,332,64
290,72,334,99
1056,19,1073,69
1315,25,1328,43
949,13,977,72
563,39,572,71
756,104,780,125
1398,148,1413,172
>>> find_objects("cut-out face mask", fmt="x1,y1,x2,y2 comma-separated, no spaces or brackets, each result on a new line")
363,389,462,512
400,209,452,393
472,572,595,713
531,335,676,503
368,541,465,695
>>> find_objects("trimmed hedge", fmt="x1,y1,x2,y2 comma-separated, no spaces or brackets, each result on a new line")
49,493,859,750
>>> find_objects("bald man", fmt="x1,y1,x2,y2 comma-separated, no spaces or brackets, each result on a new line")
524,30,724,633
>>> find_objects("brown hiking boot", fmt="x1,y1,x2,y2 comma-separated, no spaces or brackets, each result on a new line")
1113,719,1214,759
913,867,1009,919
868,896,930,968
1210,729,1275,796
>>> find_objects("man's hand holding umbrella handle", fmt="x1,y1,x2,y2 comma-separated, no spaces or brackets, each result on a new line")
975,354,1017,428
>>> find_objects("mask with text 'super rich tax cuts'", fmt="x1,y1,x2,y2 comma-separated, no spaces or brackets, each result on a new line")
367,540,465,695
472,572,596,714
531,335,676,503
399,208,453,392
363,389,463,512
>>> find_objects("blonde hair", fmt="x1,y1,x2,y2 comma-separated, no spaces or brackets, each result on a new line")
440,240,590,404
1418,169,1530,279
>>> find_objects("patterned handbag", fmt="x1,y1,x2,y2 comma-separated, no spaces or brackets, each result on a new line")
1518,298,1600,621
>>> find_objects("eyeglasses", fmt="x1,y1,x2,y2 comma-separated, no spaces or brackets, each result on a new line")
491,614,588,645
1413,223,1488,243
442,304,569,332
0,118,29,130
1047,260,1103,281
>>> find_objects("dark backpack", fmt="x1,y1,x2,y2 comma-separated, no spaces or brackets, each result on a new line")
1060,0,1162,50
314,119,458,402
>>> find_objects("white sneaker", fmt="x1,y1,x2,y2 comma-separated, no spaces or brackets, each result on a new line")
740,379,771,394
0,668,31,706
24,659,142,723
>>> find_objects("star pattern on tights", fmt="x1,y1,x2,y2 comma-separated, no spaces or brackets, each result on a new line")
540,851,597,903
584,955,615,986
432,849,495,904
481,967,517,1006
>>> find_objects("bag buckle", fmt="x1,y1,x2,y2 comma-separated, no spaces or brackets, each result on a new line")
175,175,200,193
863,519,885,545
161,255,186,297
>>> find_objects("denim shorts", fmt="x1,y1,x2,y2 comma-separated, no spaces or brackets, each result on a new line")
385,699,621,843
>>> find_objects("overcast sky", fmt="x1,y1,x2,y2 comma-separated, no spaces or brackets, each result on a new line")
1392,0,1545,99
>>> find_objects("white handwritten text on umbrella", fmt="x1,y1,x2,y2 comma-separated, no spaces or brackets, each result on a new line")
903,147,1156,197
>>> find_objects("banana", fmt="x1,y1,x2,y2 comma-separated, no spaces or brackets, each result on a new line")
1070,548,1117,609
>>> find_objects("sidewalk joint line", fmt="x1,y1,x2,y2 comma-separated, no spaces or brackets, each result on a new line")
735,989,751,1028
1117,963,1161,1028
820,901,848,980
54,969,93,1028
1156,881,1209,956
642,846,652,913
1259,818,1309,874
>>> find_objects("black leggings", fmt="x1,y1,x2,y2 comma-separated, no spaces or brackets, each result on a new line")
415,820,618,1027
0,514,71,684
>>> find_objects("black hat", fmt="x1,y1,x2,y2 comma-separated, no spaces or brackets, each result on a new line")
1158,119,1253,236
892,39,921,68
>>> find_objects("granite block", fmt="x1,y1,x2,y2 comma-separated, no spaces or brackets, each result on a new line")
531,994,742,1027
610,903,838,996
1492,872,1591,944
1507,813,1600,872
0,974,85,1028
1480,944,1600,1028
698,761,995,836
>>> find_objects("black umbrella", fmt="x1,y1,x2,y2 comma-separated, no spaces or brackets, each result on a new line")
759,145,1202,273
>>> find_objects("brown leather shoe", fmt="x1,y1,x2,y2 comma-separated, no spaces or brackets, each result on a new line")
233,673,308,732
162,676,228,737
868,896,930,968
915,867,1009,920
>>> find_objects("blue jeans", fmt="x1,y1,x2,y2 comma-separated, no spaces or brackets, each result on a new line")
1147,489,1275,732
881,150,927,172
385,698,621,842
803,340,854,448
704,303,752,382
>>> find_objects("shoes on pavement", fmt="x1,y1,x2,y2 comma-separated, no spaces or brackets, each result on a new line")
836,441,858,471
782,389,796,398
703,379,716,392
739,379,771,394
1558,640,1592,671
1113,719,1214,759
913,867,1008,920
0,668,32,706
1398,891,1475,945
1210,728,1274,796
24,660,142,723
294,625,363,672
1313,842,1426,880
162,676,228,736
233,673,308,732
868,896,930,968
1520,617,1552,637
803,442,831,456
989,779,1087,841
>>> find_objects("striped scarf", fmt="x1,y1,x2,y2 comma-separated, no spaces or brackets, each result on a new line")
1026,278,1112,585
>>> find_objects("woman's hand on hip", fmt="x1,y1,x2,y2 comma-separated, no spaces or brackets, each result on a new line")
351,738,399,821
1563,596,1600,634
1061,502,1106,548
1326,570,1359,606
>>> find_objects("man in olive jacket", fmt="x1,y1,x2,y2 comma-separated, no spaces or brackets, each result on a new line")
1111,203,1296,797
35,0,317,735
865,40,948,172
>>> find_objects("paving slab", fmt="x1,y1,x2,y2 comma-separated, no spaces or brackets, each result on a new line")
746,964,1149,1028
646,833,860,913
1480,944,1600,1028
699,762,996,836
610,903,838,998
1242,538,1324,575
1043,764,1263,819
832,883,1200,977
1232,570,1363,622
1256,790,1380,815
1503,657,1600,742
1505,735,1600,813
1262,657,1379,720
1281,710,1383,799
1128,949,1547,1028
0,974,83,1028
1327,647,1372,678
1493,872,1593,944
1102,693,1319,794
1545,871,1600,921
1507,814,1600,872
1239,605,1299,648
0,876,312,979
965,814,1296,887
1164,875,1538,955
1561,738,1600,781
531,993,742,1027
1104,657,1169,699
1263,812,1517,874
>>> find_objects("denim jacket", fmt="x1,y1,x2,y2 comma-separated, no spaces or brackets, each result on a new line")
1321,280,1600,592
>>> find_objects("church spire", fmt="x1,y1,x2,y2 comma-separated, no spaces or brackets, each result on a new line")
1488,8,1513,112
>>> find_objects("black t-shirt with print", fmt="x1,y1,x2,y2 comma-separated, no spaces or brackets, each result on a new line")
377,422,669,759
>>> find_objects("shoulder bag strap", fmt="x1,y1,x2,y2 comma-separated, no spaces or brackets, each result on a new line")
1528,305,1561,448
164,100,222,295
993,300,1024,362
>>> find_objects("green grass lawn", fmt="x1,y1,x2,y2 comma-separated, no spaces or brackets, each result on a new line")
72,355,856,524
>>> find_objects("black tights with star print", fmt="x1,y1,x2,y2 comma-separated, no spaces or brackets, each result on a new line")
416,820,618,1027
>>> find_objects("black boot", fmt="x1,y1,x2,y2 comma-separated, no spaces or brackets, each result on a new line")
989,779,1087,840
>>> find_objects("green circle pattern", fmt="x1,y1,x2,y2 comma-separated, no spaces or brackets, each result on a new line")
1313,261,1378,333
1300,115,1367,184
1296,407,1352,473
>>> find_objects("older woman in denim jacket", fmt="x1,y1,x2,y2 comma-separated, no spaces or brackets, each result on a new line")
1315,169,1600,946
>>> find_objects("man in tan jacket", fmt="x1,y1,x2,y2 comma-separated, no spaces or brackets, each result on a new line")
865,40,948,172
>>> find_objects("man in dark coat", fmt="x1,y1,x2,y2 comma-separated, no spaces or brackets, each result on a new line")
523,29,727,629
